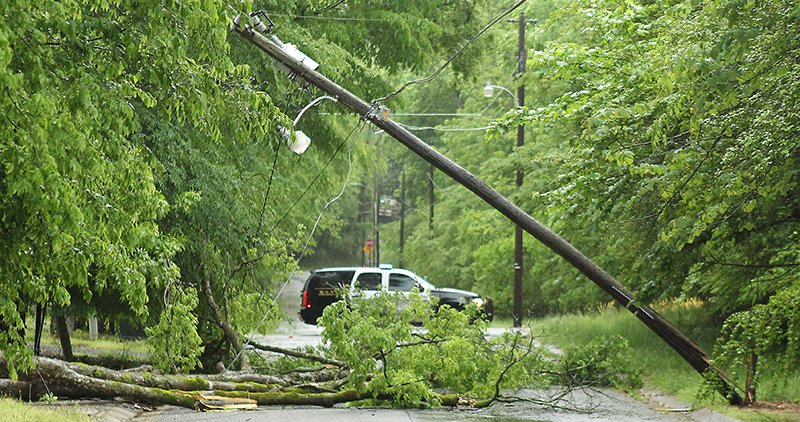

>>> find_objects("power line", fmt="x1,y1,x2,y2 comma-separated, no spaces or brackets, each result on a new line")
373,0,528,104
264,121,364,237
398,123,495,132
393,112,492,121
231,120,365,368
269,13,389,22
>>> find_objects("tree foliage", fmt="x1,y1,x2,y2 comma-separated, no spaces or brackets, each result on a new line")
320,291,551,406
0,0,251,375
506,0,800,382
374,0,800,391
0,0,510,376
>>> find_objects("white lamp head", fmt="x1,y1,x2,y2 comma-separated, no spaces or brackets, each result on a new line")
483,81,494,98
279,127,311,154
287,130,311,154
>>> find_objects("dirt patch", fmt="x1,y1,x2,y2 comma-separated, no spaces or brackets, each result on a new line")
744,401,800,412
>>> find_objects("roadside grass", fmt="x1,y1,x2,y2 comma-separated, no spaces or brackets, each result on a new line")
489,316,515,328
0,397,91,422
34,328,149,356
528,300,800,421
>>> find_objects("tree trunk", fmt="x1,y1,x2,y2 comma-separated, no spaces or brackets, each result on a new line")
34,304,45,356
67,361,282,393
201,275,249,371
0,357,458,410
745,351,758,404
54,314,73,361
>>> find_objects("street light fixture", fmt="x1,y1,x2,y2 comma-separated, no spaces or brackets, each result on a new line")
280,95,338,154
483,81,518,104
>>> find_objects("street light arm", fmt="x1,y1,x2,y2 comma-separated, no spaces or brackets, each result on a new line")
484,82,519,105
293,95,338,126
492,85,518,104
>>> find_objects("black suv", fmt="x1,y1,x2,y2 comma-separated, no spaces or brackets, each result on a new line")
299,265,493,324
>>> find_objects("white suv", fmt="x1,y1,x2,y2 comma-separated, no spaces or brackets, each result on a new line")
299,265,493,324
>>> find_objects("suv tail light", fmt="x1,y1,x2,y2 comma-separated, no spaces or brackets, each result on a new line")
302,290,311,308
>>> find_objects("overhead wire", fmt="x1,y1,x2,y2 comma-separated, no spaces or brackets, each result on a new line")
230,120,365,368
398,123,495,132
263,122,361,238
372,0,528,104
268,13,389,22
253,126,283,241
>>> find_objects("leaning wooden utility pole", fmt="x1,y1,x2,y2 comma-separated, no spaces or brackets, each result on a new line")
231,18,743,405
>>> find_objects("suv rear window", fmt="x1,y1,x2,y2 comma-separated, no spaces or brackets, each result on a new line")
306,271,353,289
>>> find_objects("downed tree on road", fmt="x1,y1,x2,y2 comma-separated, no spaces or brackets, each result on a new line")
0,295,644,412
0,356,364,409
0,356,449,409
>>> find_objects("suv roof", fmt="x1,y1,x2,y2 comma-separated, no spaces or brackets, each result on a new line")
314,265,393,271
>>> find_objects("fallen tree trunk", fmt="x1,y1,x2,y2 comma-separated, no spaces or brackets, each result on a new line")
40,350,148,370
1,357,197,408
203,367,343,385
200,371,288,386
213,389,461,407
0,357,490,411
0,356,409,410
67,361,283,393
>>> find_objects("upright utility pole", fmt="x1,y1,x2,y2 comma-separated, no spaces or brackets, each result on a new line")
513,12,526,328
374,168,380,265
399,170,406,267
428,164,435,239
232,21,742,404
359,180,367,266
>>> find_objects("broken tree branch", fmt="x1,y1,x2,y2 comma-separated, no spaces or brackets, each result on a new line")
246,339,345,367
201,274,250,371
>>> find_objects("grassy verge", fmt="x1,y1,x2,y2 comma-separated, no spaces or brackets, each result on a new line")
0,397,91,422
528,300,800,422
24,317,149,357
58,329,148,355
